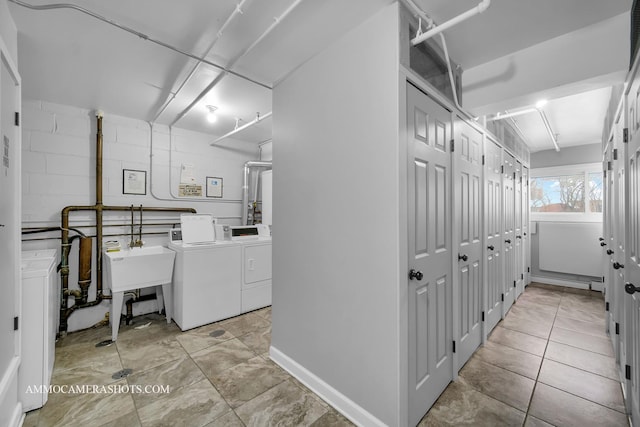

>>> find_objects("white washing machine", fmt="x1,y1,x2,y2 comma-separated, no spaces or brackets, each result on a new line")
168,215,271,331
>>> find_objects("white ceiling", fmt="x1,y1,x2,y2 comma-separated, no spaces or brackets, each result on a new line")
7,0,634,151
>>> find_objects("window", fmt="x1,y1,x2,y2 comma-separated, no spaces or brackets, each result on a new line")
530,163,603,222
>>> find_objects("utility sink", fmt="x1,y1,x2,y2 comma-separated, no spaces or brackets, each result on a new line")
103,246,176,341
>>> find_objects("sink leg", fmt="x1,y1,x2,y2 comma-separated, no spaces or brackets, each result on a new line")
161,283,173,324
111,291,124,341
156,285,164,315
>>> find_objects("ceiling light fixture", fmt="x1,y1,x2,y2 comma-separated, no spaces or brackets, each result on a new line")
206,105,218,123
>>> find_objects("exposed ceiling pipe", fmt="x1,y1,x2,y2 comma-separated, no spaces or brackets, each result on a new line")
210,112,273,145
411,0,491,46
8,0,270,90
152,0,251,123
487,108,538,122
170,0,304,128
538,109,560,152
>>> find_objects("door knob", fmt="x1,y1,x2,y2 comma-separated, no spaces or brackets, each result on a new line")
601,242,607,246
458,254,468,262
613,262,624,270
607,249,614,255
516,235,522,239
599,237,605,241
487,245,494,251
625,282,640,295
524,233,527,236
409,269,423,281
505,239,511,244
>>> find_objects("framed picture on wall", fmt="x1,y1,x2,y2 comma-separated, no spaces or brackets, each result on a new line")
123,169,146,195
206,176,223,198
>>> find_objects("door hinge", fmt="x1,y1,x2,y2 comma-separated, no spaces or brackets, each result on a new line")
501,293,504,302
13,316,18,331
14,112,19,126
513,172,516,180
613,148,618,160
501,165,504,174
528,267,531,273
453,340,456,353
616,322,620,335
606,302,610,311
451,140,455,152
624,127,629,143
604,169,607,178
608,161,613,171
602,275,605,282
482,311,485,321
482,155,485,165
626,364,632,380
514,280,516,288
521,273,524,280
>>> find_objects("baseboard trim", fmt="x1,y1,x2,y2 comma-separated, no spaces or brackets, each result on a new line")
0,356,23,427
530,276,590,290
269,346,387,427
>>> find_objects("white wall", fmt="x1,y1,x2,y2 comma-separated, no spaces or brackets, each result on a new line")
0,0,17,65
21,99,260,331
272,4,400,426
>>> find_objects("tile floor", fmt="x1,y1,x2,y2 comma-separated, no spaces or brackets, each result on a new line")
420,283,629,427
23,283,627,427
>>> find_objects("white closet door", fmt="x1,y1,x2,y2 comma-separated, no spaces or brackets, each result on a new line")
626,96,640,425
454,117,483,367
502,151,516,314
522,165,530,285
406,83,453,426
514,161,524,298
485,139,503,332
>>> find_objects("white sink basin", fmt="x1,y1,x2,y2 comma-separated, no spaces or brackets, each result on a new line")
103,246,176,341
104,246,175,292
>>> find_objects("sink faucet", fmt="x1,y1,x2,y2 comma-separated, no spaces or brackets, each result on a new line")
129,205,144,248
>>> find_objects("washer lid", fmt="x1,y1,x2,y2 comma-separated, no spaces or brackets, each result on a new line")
180,214,215,245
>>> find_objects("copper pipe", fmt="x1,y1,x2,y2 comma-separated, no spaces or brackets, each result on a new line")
58,112,196,335
77,237,92,303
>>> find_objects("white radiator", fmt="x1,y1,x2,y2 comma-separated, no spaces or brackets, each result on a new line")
538,222,602,277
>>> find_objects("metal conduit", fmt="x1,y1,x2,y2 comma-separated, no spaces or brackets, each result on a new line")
170,0,304,127
152,0,252,123
8,0,270,90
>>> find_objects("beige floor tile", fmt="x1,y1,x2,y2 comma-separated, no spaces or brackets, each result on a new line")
500,313,553,339
557,304,606,324
203,411,245,427
524,415,554,427
22,410,40,427
137,379,230,427
419,380,526,426
235,380,328,426
116,338,187,374
126,356,206,409
192,338,256,379
553,316,608,338
529,383,628,427
175,322,236,354
98,410,141,427
209,356,290,408
538,359,626,413
488,325,548,356
474,340,543,379
550,326,614,357
219,312,271,338
459,357,535,411
544,341,619,380
237,325,271,355
310,410,355,426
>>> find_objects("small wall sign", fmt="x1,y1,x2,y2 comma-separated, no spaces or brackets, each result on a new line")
179,184,202,197
206,177,223,198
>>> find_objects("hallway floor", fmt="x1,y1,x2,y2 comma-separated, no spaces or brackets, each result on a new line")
420,283,628,427
23,283,625,426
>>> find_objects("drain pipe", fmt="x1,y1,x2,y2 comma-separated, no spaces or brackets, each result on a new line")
411,0,491,46
242,161,272,225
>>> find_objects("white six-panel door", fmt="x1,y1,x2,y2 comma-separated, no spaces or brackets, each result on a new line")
407,83,453,426
503,152,516,314
454,118,483,368
485,138,503,332
626,101,640,424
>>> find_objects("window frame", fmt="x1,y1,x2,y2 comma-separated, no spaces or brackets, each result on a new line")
530,162,603,223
